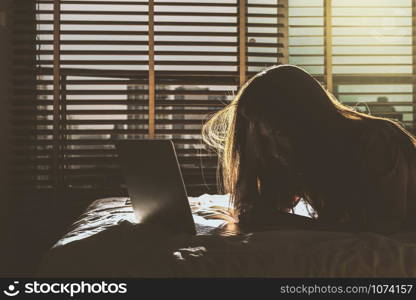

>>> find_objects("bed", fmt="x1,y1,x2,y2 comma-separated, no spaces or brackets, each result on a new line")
38,194,416,277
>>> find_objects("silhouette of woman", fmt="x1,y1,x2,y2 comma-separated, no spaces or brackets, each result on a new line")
203,65,416,234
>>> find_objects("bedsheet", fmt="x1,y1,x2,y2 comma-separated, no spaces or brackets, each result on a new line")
38,195,416,277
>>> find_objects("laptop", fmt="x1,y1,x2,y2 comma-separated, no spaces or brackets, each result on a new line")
116,140,316,236
116,139,197,235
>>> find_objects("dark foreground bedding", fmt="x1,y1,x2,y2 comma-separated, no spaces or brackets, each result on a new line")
38,196,416,277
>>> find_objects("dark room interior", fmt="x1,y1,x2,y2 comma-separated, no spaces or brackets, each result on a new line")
1,0,416,290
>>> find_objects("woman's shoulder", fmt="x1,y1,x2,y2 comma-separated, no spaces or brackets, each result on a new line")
360,118,396,138
359,119,414,148
358,119,415,173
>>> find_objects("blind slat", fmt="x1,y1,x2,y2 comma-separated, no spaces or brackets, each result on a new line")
11,0,287,196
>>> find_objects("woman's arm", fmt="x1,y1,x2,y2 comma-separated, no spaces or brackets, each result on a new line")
238,204,360,233
358,124,409,234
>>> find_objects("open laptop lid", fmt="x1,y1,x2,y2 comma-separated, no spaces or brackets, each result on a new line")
116,140,196,235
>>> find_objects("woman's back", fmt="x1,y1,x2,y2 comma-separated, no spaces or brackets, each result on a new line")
363,119,416,230
316,119,416,232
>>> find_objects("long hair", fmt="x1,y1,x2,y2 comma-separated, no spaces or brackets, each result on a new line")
202,64,416,221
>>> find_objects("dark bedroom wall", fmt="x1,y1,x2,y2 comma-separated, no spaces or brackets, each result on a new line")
0,0,12,276
0,1,12,209
0,2,94,276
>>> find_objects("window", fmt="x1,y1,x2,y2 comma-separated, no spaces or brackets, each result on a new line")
11,0,416,199
12,0,287,197
289,0,414,129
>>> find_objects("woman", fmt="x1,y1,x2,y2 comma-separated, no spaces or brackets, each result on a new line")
202,64,416,234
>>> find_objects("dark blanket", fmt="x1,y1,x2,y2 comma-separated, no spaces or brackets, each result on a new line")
38,196,416,277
